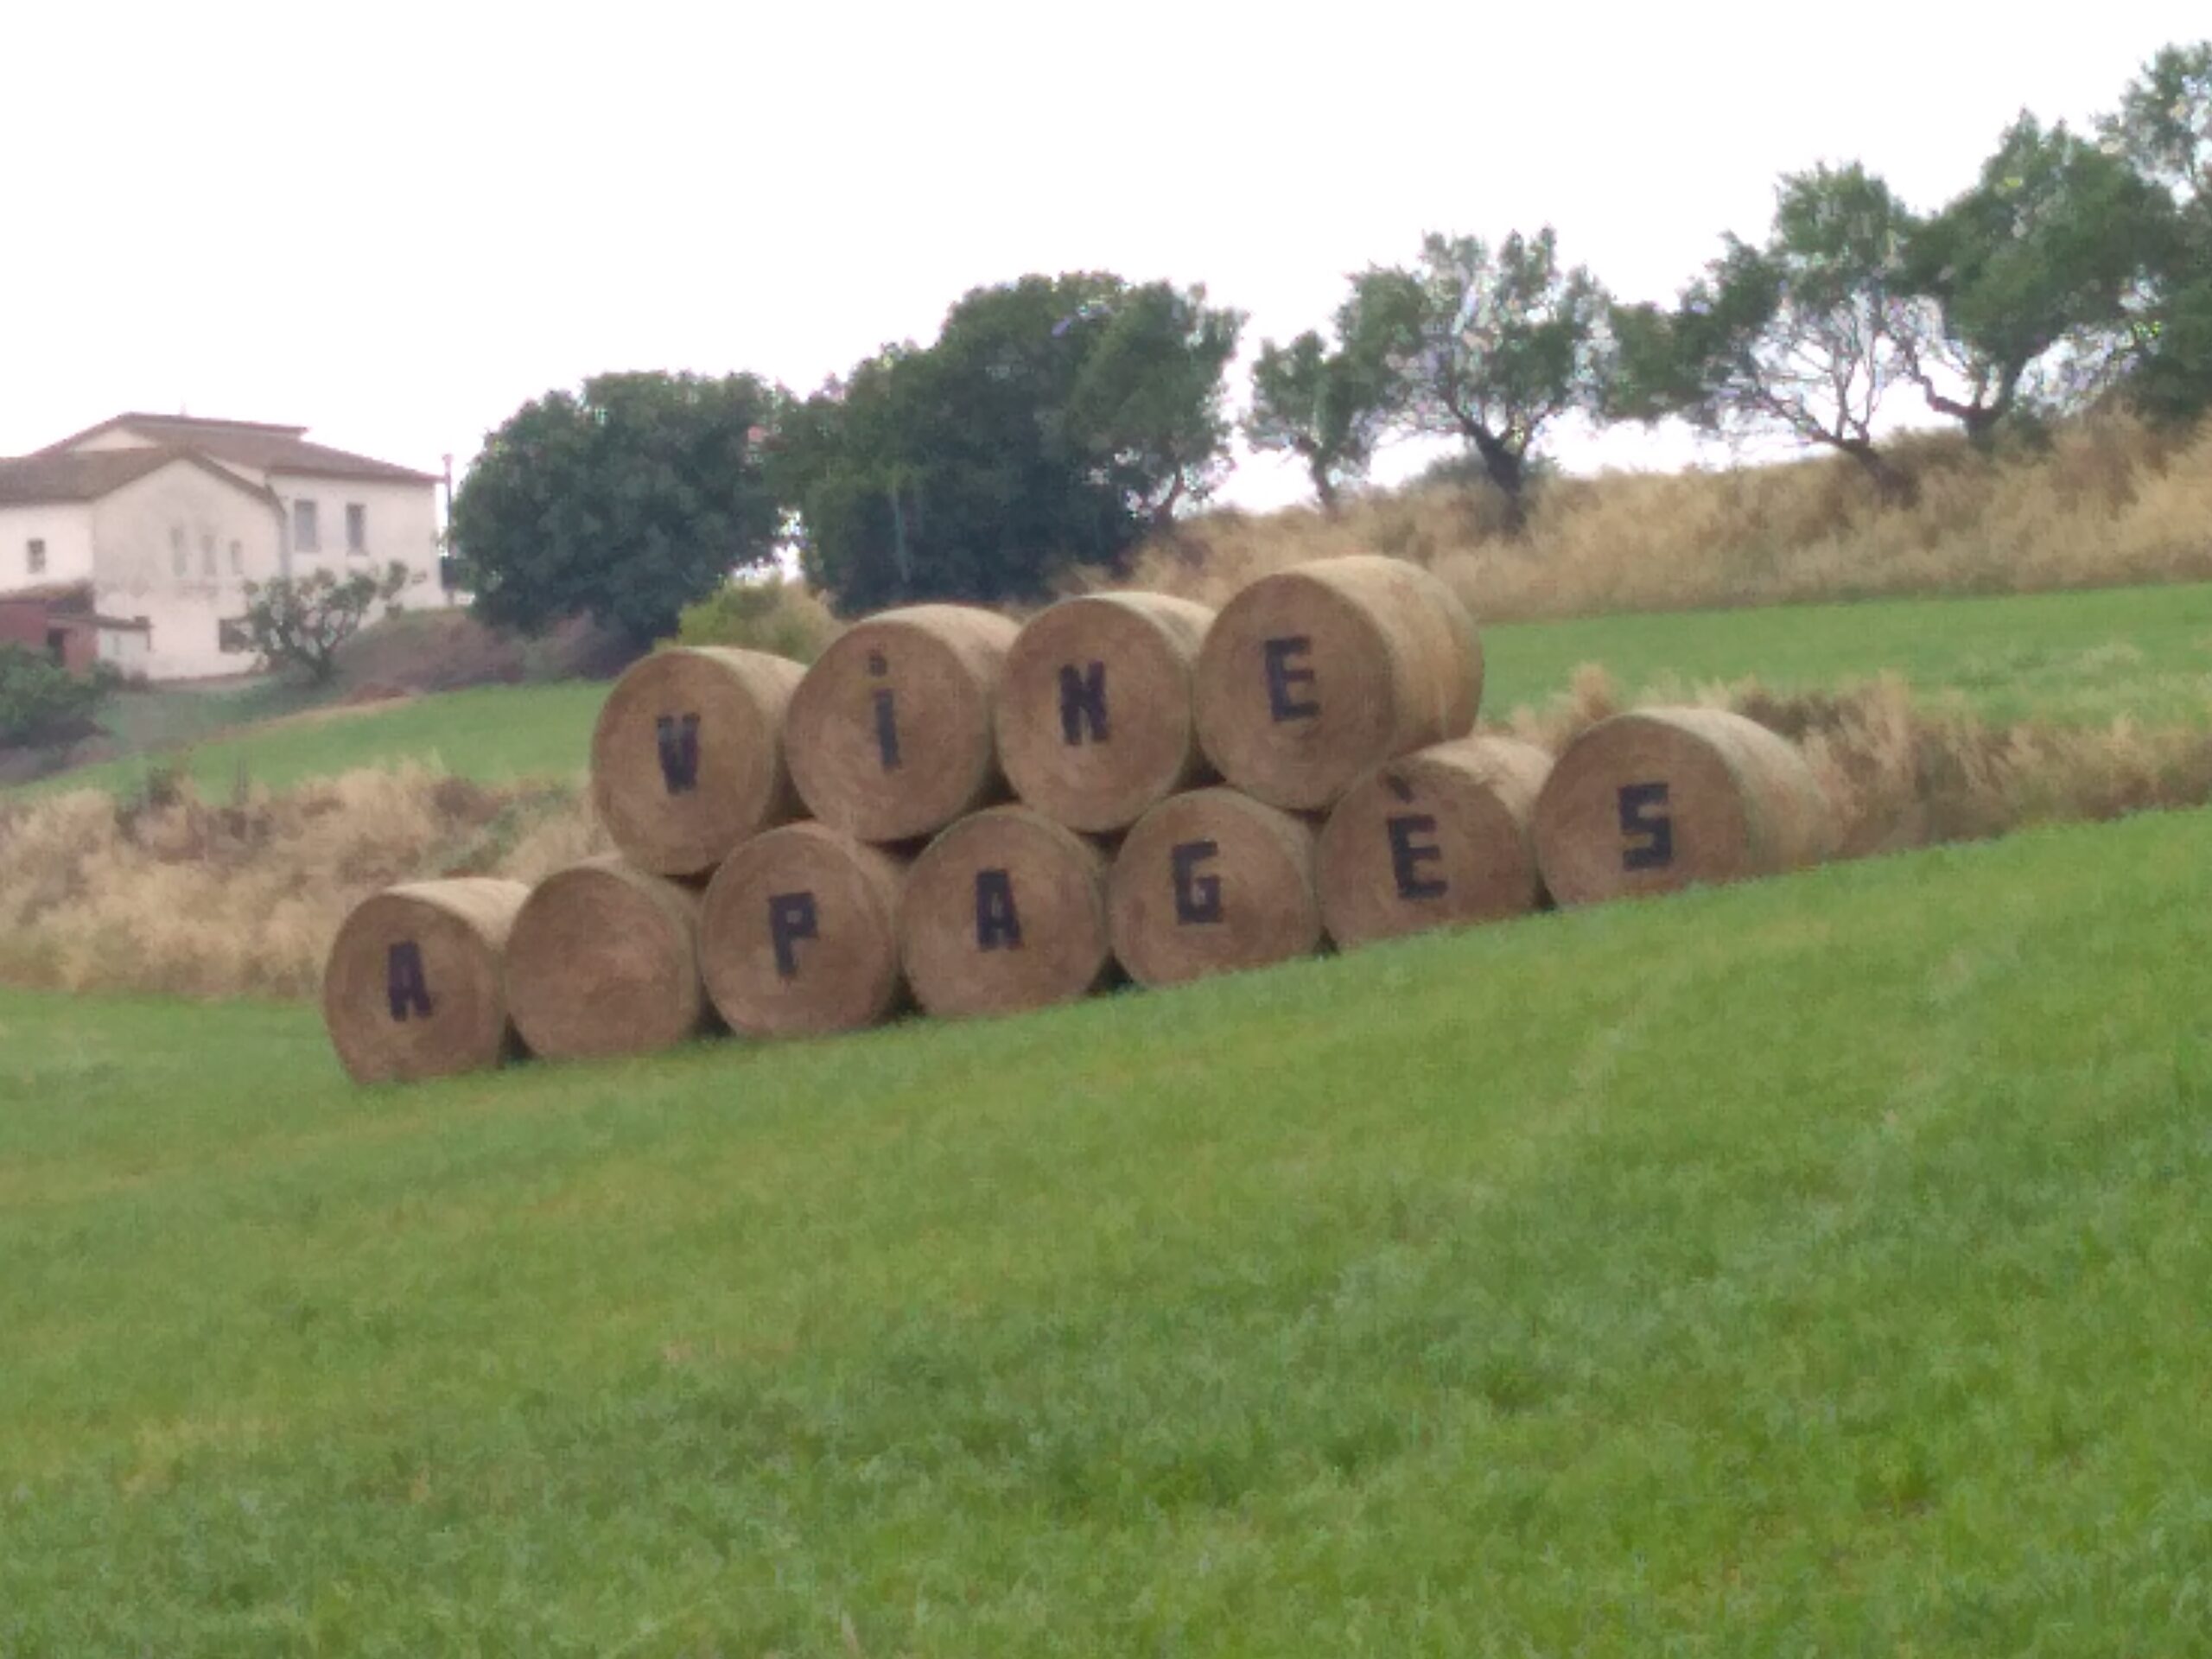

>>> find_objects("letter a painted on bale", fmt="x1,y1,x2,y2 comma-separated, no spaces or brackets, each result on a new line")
1387,814,1447,899
655,713,701,794
768,890,819,980
386,941,435,1021
1172,839,1224,924
1263,636,1319,722
1058,660,1109,745
975,869,1023,950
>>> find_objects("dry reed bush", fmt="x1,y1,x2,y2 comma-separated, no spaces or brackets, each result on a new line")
1109,415,2212,621
0,765,604,1000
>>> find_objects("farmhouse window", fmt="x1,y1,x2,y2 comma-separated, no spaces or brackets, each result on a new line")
229,540,244,575
293,499,320,552
201,532,217,577
346,503,367,553
170,524,188,576
218,617,252,655
25,537,44,575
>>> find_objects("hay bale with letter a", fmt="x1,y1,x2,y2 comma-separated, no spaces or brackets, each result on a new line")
322,878,531,1084
502,855,712,1062
1318,735,1552,950
785,605,1020,843
1193,555,1483,811
699,822,910,1038
995,592,1217,833
1107,787,1323,988
589,645,804,877
898,806,1112,1019
1532,707,1834,906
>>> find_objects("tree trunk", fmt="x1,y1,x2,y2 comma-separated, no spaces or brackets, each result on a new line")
1842,441,1918,507
1310,459,1340,517
1471,430,1529,534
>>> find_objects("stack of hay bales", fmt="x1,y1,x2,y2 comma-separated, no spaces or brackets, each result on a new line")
322,554,1834,1084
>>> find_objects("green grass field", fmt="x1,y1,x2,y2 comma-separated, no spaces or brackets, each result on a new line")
5,807,2210,1654
18,579,2212,798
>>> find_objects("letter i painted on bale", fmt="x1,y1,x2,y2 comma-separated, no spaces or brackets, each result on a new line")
768,891,818,980
1058,660,1109,745
1172,839,1223,925
386,941,434,1021
1387,814,1447,900
1263,635,1319,722
655,713,701,793
974,869,1022,950
868,651,901,772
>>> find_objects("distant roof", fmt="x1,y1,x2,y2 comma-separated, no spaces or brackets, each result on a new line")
0,447,281,508
35,412,439,486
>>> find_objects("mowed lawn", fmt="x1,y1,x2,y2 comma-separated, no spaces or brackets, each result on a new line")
3,807,2209,1654
18,578,2212,798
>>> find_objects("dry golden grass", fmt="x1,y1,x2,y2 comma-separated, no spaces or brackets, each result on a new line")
1106,416,2212,620
0,766,605,1001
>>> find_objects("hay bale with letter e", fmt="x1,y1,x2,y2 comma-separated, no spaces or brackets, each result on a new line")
1318,735,1553,950
502,855,712,1062
785,606,1020,843
995,592,1217,832
589,646,804,877
322,878,531,1084
1107,787,1323,988
898,806,1112,1019
1193,556,1483,811
699,823,910,1038
1532,708,1834,906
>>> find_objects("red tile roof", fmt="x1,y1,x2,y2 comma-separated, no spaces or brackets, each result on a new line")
35,413,438,486
0,447,279,507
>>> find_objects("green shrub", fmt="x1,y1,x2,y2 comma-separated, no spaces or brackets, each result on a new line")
0,645,120,747
673,576,842,664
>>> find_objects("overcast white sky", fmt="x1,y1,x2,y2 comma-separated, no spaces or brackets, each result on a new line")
3,1,2202,512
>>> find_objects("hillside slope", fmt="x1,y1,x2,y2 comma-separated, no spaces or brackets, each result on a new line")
3,808,2209,1654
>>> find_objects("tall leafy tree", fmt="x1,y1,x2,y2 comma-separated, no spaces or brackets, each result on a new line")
779,274,1244,613
1900,113,2169,443
1351,228,1610,529
1243,292,1402,512
1662,164,1921,499
452,372,784,645
2097,41,2212,423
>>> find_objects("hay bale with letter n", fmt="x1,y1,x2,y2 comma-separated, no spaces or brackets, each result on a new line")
898,806,1112,1019
698,822,910,1038
502,855,712,1062
1107,787,1323,988
322,878,531,1084
1318,735,1553,950
1193,555,1484,812
1532,708,1834,906
995,592,1217,833
785,605,1020,844
589,645,805,877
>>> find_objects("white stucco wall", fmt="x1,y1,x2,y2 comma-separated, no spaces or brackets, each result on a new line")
0,503,97,591
275,473,454,609
88,461,284,680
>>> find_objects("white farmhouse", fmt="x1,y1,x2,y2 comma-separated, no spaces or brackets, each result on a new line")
0,413,456,682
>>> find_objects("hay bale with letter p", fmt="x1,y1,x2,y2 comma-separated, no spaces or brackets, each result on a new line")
1532,708,1834,906
322,878,531,1084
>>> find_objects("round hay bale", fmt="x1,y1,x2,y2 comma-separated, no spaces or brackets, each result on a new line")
322,878,530,1084
1532,707,1835,906
899,806,1111,1019
503,855,709,1062
995,592,1217,833
699,823,909,1038
785,605,1020,843
588,645,806,877
1318,735,1553,950
1107,787,1322,988
1192,555,1483,811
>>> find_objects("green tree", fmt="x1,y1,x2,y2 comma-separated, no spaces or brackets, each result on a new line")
1351,228,1610,530
0,645,120,747
1244,295,1402,512
1900,113,2169,443
779,274,1244,613
452,371,785,645
238,563,416,684
1662,164,1921,499
2098,41,2212,423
